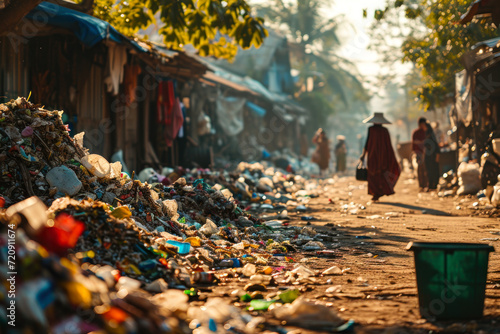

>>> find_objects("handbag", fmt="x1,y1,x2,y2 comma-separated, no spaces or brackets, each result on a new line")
356,160,368,181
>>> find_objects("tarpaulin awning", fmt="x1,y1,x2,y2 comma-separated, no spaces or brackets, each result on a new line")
26,2,147,51
246,101,266,117
204,71,257,95
198,59,305,112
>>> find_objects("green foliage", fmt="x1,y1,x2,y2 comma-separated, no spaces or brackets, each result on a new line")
374,0,499,109
91,0,268,59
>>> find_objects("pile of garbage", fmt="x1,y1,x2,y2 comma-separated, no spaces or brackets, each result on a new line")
0,98,353,332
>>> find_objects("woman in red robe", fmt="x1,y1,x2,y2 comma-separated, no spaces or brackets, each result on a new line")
312,128,331,177
360,113,401,201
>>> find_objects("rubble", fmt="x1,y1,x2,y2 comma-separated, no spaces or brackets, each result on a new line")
0,98,354,333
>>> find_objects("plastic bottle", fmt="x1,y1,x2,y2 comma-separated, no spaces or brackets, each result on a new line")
242,263,256,277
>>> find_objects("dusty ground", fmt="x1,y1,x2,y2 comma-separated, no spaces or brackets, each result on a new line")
203,171,500,333
303,172,500,333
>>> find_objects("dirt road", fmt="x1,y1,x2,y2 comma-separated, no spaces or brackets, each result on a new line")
299,171,500,333
199,171,500,333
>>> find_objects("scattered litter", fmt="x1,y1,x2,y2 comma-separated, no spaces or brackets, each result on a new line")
322,266,343,275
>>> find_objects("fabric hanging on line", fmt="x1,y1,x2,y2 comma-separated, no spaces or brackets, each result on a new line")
215,95,246,136
455,70,473,127
164,97,184,147
104,44,127,95
164,81,175,125
156,80,176,124
123,64,142,106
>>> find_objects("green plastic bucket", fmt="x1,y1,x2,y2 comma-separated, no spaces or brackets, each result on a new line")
407,242,494,320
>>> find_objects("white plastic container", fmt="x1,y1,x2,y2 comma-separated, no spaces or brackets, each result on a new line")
80,154,111,178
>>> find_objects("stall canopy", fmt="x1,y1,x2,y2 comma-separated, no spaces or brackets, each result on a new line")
26,2,146,51
25,2,207,80
246,101,266,117
460,0,500,25
201,61,306,116
461,36,500,71
457,36,500,127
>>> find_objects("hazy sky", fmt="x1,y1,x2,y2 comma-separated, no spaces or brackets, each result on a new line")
333,0,387,71
332,1,414,113
250,0,410,104
332,1,411,85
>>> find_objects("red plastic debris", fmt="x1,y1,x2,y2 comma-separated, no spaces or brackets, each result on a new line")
37,212,85,256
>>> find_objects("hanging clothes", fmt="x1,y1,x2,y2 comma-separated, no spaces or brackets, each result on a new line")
123,64,142,106
215,95,246,136
104,45,127,95
164,97,184,147
156,80,175,124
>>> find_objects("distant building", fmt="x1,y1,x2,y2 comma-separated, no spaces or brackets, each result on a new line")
210,30,295,95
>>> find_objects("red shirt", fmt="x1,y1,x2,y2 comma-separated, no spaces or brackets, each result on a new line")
412,128,426,154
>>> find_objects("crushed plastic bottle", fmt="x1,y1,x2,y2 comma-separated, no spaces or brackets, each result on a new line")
199,219,219,236
278,289,300,303
249,299,276,311
80,154,111,178
264,220,283,227
242,263,257,277
302,241,325,250
322,266,343,275
291,264,315,277
271,299,345,329
249,274,273,285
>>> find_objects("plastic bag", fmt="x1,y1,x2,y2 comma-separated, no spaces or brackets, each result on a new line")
457,162,481,195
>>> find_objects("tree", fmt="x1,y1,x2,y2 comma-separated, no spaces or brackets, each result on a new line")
256,0,369,133
367,0,424,87
372,0,500,110
0,0,267,59
92,0,267,58
258,0,365,102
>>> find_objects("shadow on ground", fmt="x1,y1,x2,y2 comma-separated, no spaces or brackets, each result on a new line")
377,202,452,216
313,222,414,259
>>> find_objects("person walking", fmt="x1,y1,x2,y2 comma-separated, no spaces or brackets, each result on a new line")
412,117,428,191
335,135,347,173
360,113,400,201
312,128,330,177
424,120,441,191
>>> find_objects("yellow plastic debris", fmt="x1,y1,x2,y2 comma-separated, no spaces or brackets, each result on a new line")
184,237,201,247
62,282,92,308
111,206,132,219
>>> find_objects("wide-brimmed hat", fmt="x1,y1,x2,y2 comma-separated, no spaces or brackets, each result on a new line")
336,135,346,141
362,112,392,124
